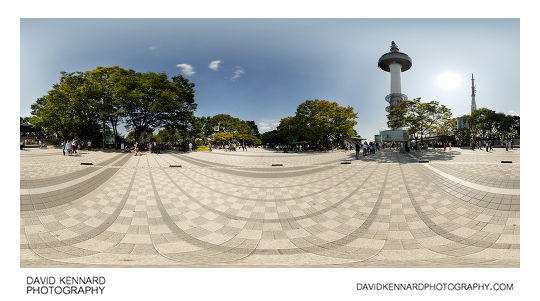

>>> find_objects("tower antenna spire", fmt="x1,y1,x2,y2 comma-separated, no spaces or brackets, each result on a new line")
471,73,477,113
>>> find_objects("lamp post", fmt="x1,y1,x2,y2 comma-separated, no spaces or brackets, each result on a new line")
100,111,106,151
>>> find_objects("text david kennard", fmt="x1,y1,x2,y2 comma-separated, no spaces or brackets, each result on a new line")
27,276,106,295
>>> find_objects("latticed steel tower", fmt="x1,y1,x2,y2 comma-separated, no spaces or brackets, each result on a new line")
471,73,477,113
378,41,412,113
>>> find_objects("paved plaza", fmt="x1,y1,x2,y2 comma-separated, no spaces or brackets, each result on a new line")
20,147,520,267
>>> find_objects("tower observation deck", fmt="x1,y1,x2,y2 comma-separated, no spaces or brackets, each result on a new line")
378,41,413,113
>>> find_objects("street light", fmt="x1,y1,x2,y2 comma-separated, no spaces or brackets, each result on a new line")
100,111,106,151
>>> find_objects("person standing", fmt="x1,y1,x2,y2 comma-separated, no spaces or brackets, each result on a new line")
66,140,72,156
61,140,66,156
363,142,368,156
505,139,509,151
188,142,193,152
486,140,489,152
355,142,360,160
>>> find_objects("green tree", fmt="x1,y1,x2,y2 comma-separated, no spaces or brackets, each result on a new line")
208,114,252,134
159,75,197,145
214,132,235,145
246,120,260,137
260,130,281,145
85,66,129,148
30,72,102,142
155,128,178,144
468,108,497,140
276,116,301,143
387,98,452,144
294,99,357,147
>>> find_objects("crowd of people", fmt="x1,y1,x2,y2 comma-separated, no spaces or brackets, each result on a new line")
60,139,91,156
469,138,514,152
212,143,251,152
351,141,380,159
20,137,518,157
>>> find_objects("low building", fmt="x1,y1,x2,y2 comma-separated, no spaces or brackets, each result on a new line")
379,129,409,142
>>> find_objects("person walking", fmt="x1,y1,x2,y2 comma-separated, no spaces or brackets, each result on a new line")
505,139,509,151
486,140,489,152
61,140,66,156
188,142,193,152
355,143,360,160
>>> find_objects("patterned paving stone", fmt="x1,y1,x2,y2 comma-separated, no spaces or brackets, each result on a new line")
20,148,519,267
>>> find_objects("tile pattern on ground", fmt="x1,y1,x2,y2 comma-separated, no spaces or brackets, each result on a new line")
20,148,520,267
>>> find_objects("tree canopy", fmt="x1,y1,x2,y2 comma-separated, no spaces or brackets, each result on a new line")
463,108,519,141
30,66,196,146
261,99,357,147
387,98,453,142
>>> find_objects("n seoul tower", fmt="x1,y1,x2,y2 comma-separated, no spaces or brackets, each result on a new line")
378,41,413,113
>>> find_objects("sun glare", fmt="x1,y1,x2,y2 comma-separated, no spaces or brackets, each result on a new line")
437,72,462,90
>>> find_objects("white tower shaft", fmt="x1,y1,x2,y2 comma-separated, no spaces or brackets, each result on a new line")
389,63,402,94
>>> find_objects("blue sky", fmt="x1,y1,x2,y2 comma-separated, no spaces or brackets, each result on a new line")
20,18,519,139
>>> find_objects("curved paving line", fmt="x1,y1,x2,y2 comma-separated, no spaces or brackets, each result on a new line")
396,153,518,257
20,154,132,211
172,153,340,178
151,154,390,258
149,167,262,264
186,152,355,168
21,152,65,157
161,162,380,222
416,165,519,211
162,159,374,203
196,151,336,158
21,153,126,188
21,168,138,251
430,163,520,189
159,154,355,189
278,165,390,259
157,152,388,259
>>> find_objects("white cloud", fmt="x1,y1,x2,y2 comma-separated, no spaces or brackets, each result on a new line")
148,45,158,51
507,110,519,116
209,60,221,71
231,66,245,81
176,64,195,76
257,120,280,133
